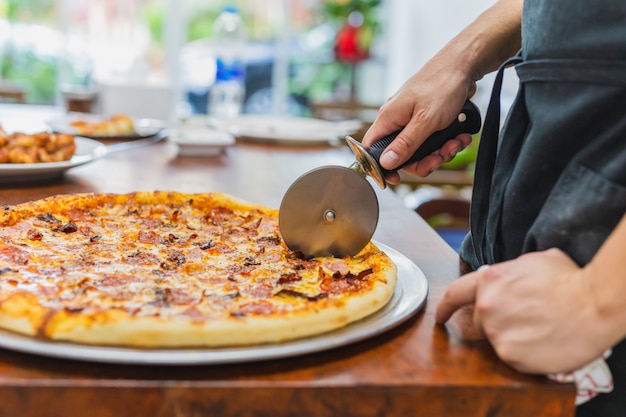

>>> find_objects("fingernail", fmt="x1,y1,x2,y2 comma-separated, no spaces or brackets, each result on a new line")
478,265,491,271
380,150,400,169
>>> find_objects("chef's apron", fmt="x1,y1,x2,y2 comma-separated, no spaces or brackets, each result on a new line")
459,0,626,415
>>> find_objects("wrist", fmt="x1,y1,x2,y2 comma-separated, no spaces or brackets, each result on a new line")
584,260,626,349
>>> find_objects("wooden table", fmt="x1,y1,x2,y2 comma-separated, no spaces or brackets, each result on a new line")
0,105,575,417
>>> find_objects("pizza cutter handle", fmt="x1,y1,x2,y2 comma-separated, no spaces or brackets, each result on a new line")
367,99,482,175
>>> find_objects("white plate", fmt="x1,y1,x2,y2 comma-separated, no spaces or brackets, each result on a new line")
209,115,363,146
0,242,428,365
47,114,165,140
0,137,107,181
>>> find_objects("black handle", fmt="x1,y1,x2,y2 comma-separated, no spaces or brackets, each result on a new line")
367,99,481,175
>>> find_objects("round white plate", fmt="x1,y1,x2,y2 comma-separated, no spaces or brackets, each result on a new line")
209,115,363,146
0,242,428,365
48,114,165,140
0,137,107,181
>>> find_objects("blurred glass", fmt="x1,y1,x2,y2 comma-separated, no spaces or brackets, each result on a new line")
0,0,388,117
0,0,166,105
178,0,386,118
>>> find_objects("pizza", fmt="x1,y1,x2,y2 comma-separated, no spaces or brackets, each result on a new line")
0,191,396,348
0,126,76,163
69,114,135,137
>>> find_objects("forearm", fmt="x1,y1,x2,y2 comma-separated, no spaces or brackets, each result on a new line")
362,0,523,175
585,213,626,349
431,0,523,83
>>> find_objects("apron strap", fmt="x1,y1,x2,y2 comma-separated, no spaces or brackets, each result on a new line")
470,52,523,265
516,59,626,85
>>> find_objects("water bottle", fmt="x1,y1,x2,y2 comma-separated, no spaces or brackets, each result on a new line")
209,6,247,118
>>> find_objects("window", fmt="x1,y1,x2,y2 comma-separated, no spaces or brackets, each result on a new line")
0,0,389,120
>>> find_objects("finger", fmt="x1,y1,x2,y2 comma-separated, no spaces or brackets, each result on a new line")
457,132,473,148
378,118,436,170
472,309,487,339
435,272,479,323
362,115,403,148
401,154,443,177
439,133,473,162
401,134,471,176
439,139,464,163
468,81,477,98
383,171,401,185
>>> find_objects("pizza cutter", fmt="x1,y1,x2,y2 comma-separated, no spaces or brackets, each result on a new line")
279,99,481,258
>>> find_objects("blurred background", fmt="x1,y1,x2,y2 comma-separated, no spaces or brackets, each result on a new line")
0,0,517,252
0,0,502,120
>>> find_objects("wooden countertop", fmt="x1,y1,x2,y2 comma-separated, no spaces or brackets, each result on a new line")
0,105,575,417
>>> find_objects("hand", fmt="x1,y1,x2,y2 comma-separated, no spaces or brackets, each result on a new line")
435,249,610,374
362,59,476,184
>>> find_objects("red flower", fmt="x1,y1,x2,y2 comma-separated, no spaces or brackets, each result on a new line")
334,24,370,63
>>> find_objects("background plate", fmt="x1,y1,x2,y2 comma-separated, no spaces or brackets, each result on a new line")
209,115,362,146
0,137,107,181
48,115,164,140
0,242,428,365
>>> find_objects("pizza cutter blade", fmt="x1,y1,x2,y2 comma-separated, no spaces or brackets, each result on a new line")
279,166,379,258
279,99,481,258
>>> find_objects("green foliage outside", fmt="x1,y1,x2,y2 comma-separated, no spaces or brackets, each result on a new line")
0,0,385,108
1,51,57,104
0,0,58,104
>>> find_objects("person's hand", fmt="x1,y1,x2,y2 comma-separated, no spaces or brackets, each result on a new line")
362,58,477,185
435,249,611,374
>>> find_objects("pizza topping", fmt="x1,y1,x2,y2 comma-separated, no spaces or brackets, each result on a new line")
277,289,328,301
241,282,275,299
138,230,163,245
195,240,215,250
354,268,374,280
242,256,260,266
166,250,186,266
58,222,78,234
27,229,43,241
237,300,274,316
323,260,351,276
124,251,159,265
207,206,235,225
322,277,361,294
319,267,374,295
0,244,29,265
38,212,62,224
277,272,301,284
257,235,281,245
99,274,134,287
152,287,197,307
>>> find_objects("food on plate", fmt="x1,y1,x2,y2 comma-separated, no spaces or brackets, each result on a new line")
0,191,397,348
0,125,76,163
70,114,135,137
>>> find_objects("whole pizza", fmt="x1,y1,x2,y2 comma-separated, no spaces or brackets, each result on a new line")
0,191,396,348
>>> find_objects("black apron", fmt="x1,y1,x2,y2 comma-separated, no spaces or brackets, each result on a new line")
459,0,626,415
